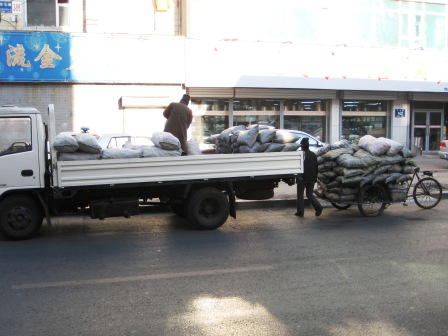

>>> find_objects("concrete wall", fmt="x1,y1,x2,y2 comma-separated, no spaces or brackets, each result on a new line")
0,83,183,136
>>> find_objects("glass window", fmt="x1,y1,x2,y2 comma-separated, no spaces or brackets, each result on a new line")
342,100,387,111
342,100,387,142
424,15,446,49
284,100,326,112
283,99,326,141
284,116,326,141
27,0,69,27
191,116,229,142
376,12,399,47
0,117,32,156
190,98,230,143
58,0,70,27
413,101,443,109
233,115,279,128
191,98,229,112
187,0,447,50
233,99,280,128
342,116,387,142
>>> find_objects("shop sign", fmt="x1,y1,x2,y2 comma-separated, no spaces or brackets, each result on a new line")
0,31,184,83
395,109,406,118
0,1,12,13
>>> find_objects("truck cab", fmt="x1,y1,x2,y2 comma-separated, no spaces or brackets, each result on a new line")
0,105,47,240
0,105,46,197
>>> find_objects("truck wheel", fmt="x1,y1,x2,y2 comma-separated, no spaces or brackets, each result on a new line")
0,196,43,240
186,188,229,230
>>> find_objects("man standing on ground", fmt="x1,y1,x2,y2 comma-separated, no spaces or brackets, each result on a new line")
296,137,323,217
163,94,193,155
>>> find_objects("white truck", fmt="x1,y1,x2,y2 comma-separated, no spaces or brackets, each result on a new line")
0,104,303,240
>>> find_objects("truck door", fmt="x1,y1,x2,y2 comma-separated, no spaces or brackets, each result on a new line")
0,116,42,194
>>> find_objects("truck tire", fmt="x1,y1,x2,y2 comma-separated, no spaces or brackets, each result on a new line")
186,188,229,230
0,195,43,240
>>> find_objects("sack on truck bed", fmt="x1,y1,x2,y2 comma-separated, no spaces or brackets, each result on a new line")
141,146,182,157
53,134,79,153
101,148,142,160
152,132,181,151
237,125,259,147
76,134,102,154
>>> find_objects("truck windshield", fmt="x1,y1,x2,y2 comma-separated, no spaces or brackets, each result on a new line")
0,117,32,156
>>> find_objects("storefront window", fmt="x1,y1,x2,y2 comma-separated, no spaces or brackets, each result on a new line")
190,98,230,143
284,116,326,141
283,99,326,141
233,99,280,128
342,100,387,111
191,116,229,142
191,98,229,112
342,100,388,142
342,116,387,141
189,96,330,142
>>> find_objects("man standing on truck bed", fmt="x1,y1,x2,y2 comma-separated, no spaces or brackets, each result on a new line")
163,94,193,155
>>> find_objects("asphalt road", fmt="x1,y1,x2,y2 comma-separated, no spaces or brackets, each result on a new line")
1,201,447,336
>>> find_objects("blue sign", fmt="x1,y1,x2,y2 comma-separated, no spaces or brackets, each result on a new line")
395,109,405,118
0,30,184,83
0,1,12,13
0,31,71,81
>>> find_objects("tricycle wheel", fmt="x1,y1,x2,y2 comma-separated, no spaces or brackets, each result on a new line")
0,195,43,240
358,184,387,217
331,203,351,210
413,177,442,209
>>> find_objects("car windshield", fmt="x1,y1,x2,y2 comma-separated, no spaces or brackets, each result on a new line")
295,135,319,146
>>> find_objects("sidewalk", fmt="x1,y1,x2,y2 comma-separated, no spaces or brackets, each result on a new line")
236,153,448,209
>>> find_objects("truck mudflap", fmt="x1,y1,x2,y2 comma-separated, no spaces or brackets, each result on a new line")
227,182,236,219
36,191,52,228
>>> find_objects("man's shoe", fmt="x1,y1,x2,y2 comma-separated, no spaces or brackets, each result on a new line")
315,207,323,217
295,212,304,217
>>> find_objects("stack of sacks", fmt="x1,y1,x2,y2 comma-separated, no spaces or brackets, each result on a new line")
53,133,103,161
205,125,302,154
131,132,182,158
314,135,416,203
53,131,183,161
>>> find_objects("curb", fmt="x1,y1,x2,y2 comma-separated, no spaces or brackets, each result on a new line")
236,191,448,210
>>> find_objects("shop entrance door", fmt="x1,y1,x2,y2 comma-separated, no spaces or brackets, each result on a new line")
412,110,443,152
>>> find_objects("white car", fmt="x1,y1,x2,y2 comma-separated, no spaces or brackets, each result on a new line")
97,134,153,149
439,140,448,160
278,129,327,152
98,133,216,154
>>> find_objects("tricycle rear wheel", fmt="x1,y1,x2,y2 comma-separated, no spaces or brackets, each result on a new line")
358,184,387,217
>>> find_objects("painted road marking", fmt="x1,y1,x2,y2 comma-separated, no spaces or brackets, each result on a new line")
12,265,274,290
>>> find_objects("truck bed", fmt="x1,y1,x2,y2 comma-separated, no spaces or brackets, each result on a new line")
55,151,303,188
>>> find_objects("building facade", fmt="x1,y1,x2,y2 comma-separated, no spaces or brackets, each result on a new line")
1,0,448,152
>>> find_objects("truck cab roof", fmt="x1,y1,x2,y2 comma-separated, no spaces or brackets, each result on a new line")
0,105,41,115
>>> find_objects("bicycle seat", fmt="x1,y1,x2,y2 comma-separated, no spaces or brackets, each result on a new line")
422,170,433,177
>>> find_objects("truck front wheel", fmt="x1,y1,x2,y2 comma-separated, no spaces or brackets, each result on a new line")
0,196,43,240
186,188,229,230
